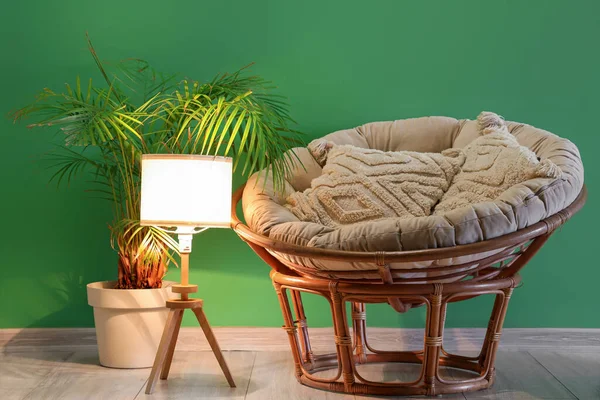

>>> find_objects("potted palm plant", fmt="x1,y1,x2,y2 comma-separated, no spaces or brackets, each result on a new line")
11,37,301,368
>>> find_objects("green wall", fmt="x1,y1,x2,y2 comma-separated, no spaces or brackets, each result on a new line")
1,0,598,329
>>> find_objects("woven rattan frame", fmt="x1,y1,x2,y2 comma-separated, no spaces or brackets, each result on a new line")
232,184,587,396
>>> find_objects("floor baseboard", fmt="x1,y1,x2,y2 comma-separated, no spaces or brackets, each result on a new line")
2,327,599,353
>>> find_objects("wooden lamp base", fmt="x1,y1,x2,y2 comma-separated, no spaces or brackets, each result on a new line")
145,297,236,394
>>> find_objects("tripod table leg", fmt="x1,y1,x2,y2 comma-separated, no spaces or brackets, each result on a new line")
145,309,179,394
160,309,184,380
192,307,236,388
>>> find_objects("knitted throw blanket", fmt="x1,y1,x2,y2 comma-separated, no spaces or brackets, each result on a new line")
286,146,465,227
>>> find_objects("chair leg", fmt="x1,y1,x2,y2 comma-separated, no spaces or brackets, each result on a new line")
352,302,368,363
329,284,355,392
291,290,314,364
423,285,445,396
160,309,184,380
145,309,179,394
479,294,504,367
193,307,236,388
273,283,305,379
479,288,513,379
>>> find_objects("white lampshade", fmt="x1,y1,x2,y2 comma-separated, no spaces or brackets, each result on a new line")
140,154,233,228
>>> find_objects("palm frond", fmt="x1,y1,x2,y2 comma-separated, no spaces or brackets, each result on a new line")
151,70,304,192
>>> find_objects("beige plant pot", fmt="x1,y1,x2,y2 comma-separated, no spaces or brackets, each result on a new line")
87,280,176,368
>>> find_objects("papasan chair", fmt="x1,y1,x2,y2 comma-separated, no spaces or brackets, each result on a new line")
231,112,586,396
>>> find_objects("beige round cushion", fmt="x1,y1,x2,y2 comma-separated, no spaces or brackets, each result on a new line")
241,116,584,278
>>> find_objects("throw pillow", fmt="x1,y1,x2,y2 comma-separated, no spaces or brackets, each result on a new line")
433,112,562,214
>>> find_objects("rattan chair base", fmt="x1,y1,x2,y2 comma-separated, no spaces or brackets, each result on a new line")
232,185,587,396
270,270,515,396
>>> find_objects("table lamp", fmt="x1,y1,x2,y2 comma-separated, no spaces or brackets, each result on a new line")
140,154,235,394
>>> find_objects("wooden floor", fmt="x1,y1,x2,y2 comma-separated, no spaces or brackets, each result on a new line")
1,328,599,400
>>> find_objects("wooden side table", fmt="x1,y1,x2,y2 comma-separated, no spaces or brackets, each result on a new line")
145,292,235,394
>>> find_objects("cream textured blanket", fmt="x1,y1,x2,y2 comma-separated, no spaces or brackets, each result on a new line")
286,146,465,227
433,112,562,214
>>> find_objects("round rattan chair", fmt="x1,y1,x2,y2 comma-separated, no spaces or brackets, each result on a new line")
231,116,586,396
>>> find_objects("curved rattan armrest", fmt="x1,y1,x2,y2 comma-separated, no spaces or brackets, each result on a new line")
231,184,587,264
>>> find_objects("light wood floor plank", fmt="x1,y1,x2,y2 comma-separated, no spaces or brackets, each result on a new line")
3,387,35,400
135,351,255,400
0,350,72,399
353,362,467,399
529,350,600,400
461,351,576,400
21,349,149,400
3,328,600,353
244,351,355,400
2,330,599,400
1,328,97,350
